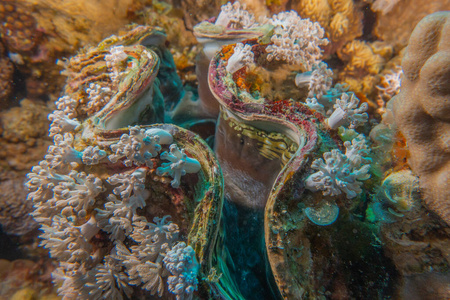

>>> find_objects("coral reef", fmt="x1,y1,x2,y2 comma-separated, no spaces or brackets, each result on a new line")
336,40,391,96
0,42,14,102
393,11,450,225
0,1,448,300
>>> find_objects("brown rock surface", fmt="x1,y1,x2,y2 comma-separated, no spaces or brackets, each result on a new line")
374,0,450,50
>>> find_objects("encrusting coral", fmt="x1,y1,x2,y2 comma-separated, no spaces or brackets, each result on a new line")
393,11,450,226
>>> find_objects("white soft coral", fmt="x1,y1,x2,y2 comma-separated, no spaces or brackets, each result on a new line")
215,1,257,29
156,144,201,188
266,11,328,70
305,141,371,199
109,127,173,168
326,93,369,129
96,169,149,242
226,43,254,74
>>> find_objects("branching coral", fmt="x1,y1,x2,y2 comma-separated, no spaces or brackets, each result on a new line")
266,10,328,70
305,136,371,199
326,93,368,129
156,144,201,188
109,126,173,168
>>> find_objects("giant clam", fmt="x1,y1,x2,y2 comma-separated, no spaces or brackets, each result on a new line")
207,31,395,297
27,26,224,300
192,1,272,118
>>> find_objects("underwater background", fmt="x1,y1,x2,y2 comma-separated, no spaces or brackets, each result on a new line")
0,0,449,299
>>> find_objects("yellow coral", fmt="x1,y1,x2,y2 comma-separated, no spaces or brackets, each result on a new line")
12,288,37,300
337,40,388,95
296,0,331,24
329,12,349,41
338,40,385,75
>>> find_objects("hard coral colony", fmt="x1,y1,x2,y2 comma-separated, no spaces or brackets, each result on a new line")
3,1,446,300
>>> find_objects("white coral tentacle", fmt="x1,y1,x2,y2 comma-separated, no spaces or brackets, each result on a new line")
45,133,83,171
156,144,201,188
226,43,254,74
96,169,149,241
48,110,81,137
82,146,107,165
163,242,199,300
215,1,256,29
